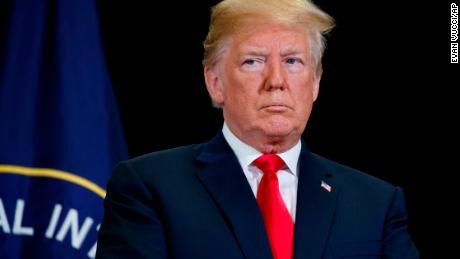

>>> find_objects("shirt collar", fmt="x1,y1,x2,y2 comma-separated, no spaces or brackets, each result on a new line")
222,122,301,175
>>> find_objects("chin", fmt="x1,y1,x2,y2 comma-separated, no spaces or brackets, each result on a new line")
261,121,293,139
260,116,306,140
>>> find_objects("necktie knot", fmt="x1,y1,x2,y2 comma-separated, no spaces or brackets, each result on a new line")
253,153,285,175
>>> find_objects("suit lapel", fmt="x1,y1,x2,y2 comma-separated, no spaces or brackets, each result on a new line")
195,133,273,259
293,144,339,259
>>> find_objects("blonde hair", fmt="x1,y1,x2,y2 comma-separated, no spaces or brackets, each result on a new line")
203,0,335,69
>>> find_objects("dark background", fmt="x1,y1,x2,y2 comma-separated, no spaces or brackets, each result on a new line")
97,0,456,257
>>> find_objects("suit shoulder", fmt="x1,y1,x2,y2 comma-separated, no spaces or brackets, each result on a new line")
113,143,203,177
310,153,396,193
132,144,202,163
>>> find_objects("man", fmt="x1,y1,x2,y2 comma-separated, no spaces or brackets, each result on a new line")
97,0,419,258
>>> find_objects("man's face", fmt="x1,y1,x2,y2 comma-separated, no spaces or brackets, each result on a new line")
205,23,321,153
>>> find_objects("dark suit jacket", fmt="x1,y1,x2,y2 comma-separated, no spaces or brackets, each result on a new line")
96,132,419,259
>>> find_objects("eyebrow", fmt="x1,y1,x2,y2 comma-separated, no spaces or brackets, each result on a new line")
239,48,307,58
239,50,268,57
280,47,307,57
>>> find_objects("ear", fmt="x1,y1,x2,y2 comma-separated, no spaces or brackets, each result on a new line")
312,65,323,101
204,65,224,107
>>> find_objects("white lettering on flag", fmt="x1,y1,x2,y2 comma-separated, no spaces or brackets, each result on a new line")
55,208,94,249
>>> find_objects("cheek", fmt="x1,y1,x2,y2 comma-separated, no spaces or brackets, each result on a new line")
224,73,260,102
226,88,257,113
292,80,316,112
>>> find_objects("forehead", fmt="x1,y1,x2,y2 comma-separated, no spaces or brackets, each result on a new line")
229,23,310,53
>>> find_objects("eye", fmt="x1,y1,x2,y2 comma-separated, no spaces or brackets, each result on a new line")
284,57,304,73
285,58,300,65
241,58,264,72
243,59,256,65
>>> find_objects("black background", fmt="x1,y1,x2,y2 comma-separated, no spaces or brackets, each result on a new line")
97,0,456,257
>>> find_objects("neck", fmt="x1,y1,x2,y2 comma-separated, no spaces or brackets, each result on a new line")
254,137,299,154
225,124,300,154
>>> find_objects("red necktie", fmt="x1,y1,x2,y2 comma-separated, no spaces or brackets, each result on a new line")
253,154,294,259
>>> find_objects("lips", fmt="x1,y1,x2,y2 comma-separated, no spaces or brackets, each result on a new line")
261,103,290,112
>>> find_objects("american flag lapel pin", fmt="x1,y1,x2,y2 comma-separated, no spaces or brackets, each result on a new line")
321,180,332,192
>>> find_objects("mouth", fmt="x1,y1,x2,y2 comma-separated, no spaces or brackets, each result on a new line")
261,104,290,112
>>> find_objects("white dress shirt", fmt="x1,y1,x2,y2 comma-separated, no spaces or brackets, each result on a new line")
222,123,300,221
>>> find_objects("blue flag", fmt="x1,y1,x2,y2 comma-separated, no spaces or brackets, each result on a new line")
0,0,128,258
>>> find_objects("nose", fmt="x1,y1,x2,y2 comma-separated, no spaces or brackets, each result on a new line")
264,60,286,91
